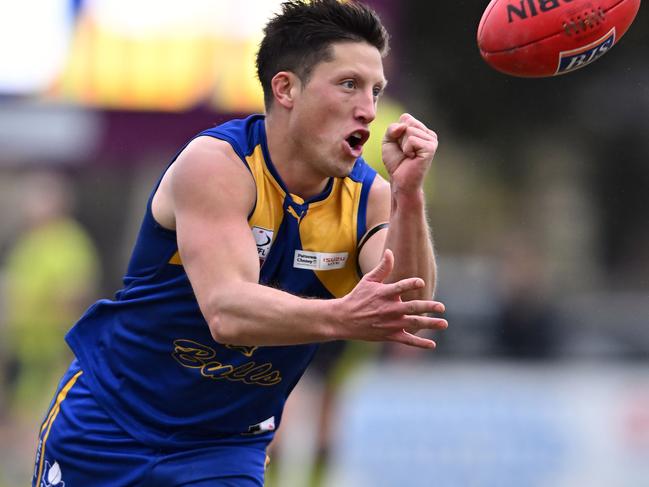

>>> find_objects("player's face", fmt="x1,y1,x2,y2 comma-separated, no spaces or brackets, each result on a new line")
291,41,386,177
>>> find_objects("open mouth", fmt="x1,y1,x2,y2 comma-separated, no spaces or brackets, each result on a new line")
345,130,370,152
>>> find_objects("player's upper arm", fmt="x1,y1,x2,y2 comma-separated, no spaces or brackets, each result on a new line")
357,173,391,275
167,136,258,322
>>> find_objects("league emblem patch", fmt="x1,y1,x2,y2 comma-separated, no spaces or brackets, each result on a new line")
252,226,274,262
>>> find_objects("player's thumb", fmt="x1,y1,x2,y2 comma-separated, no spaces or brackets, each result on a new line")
365,249,394,283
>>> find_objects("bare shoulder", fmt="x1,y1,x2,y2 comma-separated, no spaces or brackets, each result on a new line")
153,136,256,230
171,136,254,199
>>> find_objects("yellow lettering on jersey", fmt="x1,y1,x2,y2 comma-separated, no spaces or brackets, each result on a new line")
172,339,282,386
226,344,259,357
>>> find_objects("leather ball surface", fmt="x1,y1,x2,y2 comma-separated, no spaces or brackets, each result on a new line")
477,0,641,77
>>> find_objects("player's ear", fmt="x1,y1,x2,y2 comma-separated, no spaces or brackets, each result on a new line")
271,71,300,109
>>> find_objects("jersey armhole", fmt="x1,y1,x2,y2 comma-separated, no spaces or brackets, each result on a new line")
146,132,258,233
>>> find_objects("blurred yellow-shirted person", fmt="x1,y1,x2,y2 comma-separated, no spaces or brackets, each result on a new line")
2,171,100,419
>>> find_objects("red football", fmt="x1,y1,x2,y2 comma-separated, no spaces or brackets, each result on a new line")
477,0,641,77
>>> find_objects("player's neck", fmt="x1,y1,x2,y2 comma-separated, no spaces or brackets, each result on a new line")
264,117,330,200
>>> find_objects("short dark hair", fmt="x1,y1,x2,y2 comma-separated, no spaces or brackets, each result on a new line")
256,0,390,109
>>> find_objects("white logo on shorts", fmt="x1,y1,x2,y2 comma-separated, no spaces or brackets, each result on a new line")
42,461,65,487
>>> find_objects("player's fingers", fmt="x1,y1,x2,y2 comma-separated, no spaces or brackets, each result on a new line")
372,314,448,330
400,118,430,135
399,113,434,133
401,133,438,158
403,140,435,160
384,122,407,142
400,298,445,315
399,113,414,124
400,126,433,145
406,315,448,330
391,295,445,315
364,249,394,283
398,115,439,145
381,277,426,296
388,330,437,349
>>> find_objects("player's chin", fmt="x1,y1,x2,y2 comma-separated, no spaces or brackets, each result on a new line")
340,153,360,174
326,156,354,178
334,160,355,178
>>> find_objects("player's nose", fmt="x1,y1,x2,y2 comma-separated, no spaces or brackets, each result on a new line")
354,90,377,124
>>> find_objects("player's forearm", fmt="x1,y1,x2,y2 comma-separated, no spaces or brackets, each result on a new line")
203,282,341,346
384,188,436,299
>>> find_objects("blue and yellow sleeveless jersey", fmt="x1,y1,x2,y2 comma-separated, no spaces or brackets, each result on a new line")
65,114,378,449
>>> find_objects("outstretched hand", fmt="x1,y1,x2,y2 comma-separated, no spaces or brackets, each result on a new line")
338,249,447,349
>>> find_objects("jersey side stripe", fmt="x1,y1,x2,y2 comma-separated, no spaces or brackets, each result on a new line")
35,370,83,486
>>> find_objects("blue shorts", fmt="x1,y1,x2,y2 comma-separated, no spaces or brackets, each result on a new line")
33,360,267,486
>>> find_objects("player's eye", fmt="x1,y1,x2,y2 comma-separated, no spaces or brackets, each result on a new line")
341,80,356,90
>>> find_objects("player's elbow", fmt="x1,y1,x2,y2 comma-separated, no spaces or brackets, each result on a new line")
207,314,237,344
206,310,255,346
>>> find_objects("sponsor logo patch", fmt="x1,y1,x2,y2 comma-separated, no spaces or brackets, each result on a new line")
293,250,348,270
245,416,276,435
556,28,615,75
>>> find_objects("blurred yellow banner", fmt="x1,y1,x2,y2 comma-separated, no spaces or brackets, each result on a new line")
2,0,284,112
